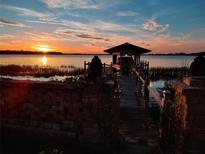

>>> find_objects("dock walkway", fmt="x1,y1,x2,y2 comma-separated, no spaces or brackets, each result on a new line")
120,75,143,108
119,75,159,153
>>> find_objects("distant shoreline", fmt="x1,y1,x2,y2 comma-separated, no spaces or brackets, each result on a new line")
0,50,204,56
0,51,108,55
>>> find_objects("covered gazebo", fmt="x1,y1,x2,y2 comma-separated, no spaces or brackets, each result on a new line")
104,42,151,74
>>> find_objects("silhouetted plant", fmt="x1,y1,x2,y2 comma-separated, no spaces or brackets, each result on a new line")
159,84,176,146
157,82,176,100
88,56,102,79
190,54,205,76
158,83,188,153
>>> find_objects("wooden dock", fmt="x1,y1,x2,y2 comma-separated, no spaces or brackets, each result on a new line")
120,75,143,108
118,75,159,153
84,59,161,153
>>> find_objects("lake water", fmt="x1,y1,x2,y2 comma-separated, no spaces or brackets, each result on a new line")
1,54,191,100
0,54,195,68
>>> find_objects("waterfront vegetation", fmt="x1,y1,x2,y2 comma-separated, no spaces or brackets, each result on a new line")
0,64,190,81
0,64,84,77
149,67,190,81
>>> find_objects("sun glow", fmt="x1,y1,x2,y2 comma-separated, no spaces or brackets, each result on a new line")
36,45,50,52
41,56,47,65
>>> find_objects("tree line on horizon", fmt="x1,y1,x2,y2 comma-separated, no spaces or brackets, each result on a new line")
0,50,204,55
0,50,63,55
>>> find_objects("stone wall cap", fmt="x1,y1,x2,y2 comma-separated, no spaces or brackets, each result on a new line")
183,77,205,87
172,81,205,96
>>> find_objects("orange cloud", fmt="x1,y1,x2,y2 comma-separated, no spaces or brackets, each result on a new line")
0,29,205,54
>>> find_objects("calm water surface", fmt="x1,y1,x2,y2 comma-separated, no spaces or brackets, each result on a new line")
0,54,194,68
1,54,189,98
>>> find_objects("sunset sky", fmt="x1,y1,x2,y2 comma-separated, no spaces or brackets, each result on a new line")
0,0,205,53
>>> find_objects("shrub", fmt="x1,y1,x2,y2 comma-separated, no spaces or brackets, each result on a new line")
190,54,205,76
88,56,102,79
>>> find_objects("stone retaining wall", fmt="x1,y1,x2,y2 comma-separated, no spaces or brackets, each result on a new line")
172,77,205,154
0,80,114,141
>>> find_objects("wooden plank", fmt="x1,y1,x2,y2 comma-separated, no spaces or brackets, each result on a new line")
118,75,159,153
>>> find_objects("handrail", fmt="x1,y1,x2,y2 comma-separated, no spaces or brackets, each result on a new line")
133,68,162,108
133,68,146,83
84,61,113,77
84,61,112,68
147,86,162,107
105,63,112,67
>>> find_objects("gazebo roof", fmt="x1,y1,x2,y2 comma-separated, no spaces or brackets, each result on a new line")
104,42,151,55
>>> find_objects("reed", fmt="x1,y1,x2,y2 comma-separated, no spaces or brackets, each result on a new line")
0,64,84,77
149,67,190,81
1,65,190,80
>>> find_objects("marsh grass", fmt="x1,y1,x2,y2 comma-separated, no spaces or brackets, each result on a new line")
149,67,190,81
1,65,190,80
0,65,84,77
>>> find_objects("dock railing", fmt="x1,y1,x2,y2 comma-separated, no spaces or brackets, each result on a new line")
133,61,178,149
132,61,162,109
84,61,113,77
84,60,162,109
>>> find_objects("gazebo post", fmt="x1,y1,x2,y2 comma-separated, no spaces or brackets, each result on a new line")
120,52,122,74
137,55,140,65
113,54,117,64
134,55,137,66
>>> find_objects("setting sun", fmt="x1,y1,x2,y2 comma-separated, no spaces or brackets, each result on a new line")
36,45,50,52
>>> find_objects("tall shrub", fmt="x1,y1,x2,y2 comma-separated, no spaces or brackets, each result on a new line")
89,56,102,79
190,54,205,76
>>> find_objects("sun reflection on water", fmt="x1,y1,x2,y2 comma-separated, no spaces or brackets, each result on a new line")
41,56,47,65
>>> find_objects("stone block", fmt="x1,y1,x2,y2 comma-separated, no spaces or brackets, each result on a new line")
52,123,60,130
7,118,18,124
65,132,76,138
30,120,38,127
61,121,76,131
84,128,97,135
42,122,53,129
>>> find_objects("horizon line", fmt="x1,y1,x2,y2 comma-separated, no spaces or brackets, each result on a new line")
0,50,204,55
